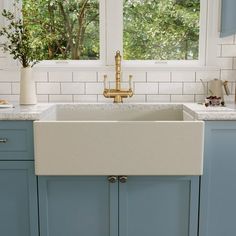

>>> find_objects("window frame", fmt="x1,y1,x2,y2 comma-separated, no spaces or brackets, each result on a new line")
20,0,218,69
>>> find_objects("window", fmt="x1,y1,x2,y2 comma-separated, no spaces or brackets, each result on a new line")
123,0,200,61
22,0,99,60
19,0,215,67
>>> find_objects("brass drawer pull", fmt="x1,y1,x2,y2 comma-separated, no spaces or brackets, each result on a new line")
0,138,8,143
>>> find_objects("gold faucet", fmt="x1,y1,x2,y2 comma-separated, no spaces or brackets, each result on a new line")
103,51,133,103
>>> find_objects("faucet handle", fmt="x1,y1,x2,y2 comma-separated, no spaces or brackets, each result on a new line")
129,75,133,90
104,75,108,90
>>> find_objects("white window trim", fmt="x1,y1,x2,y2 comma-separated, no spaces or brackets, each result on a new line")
4,0,218,70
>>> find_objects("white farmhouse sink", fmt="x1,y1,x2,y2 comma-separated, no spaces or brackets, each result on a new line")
34,104,204,175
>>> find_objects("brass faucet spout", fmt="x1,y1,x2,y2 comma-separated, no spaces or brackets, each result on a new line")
115,51,122,91
103,51,133,103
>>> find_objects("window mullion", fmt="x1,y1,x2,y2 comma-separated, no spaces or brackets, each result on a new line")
100,0,106,65
198,0,208,66
105,0,123,66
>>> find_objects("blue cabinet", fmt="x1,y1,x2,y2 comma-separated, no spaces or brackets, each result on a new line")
119,176,199,236
38,176,118,236
0,121,38,236
38,176,199,236
0,161,38,236
199,121,236,236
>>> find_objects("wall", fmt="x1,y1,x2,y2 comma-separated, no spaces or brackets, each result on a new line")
0,35,236,104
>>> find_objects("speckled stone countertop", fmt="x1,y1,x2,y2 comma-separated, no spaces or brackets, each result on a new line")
184,103,236,120
0,102,236,120
0,103,55,120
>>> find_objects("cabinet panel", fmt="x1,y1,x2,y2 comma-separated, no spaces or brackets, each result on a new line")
38,176,118,236
199,122,236,236
119,176,199,236
0,161,38,236
0,121,34,160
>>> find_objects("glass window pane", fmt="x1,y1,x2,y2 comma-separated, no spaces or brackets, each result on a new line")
23,0,99,60
123,0,200,60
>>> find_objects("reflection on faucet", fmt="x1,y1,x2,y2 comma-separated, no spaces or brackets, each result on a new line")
103,51,133,103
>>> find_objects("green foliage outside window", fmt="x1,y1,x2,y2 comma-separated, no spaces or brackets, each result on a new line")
123,0,200,60
22,0,99,60
1,0,200,61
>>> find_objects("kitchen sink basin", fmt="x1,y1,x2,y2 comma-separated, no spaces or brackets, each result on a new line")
34,104,204,175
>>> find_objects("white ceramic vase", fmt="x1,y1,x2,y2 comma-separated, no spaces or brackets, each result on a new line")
20,67,37,105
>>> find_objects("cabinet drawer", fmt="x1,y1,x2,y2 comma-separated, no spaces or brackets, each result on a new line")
0,121,33,160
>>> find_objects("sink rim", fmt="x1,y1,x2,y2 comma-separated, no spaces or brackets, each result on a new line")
43,103,186,121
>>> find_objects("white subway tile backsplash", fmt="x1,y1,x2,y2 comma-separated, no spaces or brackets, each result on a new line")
73,71,97,82
49,95,73,103
135,83,158,94
171,95,195,102
159,83,182,95
61,83,84,94
97,95,113,103
109,82,130,91
37,95,49,102
0,95,19,102
123,71,146,82
37,83,61,94
147,71,170,82
11,82,20,94
196,71,220,82
33,71,48,82
221,70,236,82
147,95,171,102
86,83,103,94
74,95,97,102
126,95,146,103
222,45,236,57
1,33,236,103
184,83,205,95
232,58,236,69
216,58,233,70
0,70,20,82
172,71,195,82
98,71,115,82
0,83,11,94
49,72,73,82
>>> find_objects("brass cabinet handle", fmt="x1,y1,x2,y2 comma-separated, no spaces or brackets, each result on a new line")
0,138,8,143
119,176,128,183
107,176,117,183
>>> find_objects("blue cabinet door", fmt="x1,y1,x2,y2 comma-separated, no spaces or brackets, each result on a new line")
38,176,118,236
119,176,199,236
199,121,236,236
0,161,38,236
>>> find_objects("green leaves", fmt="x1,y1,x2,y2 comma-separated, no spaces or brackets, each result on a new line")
22,0,99,60
123,0,200,60
0,0,200,62
0,1,40,67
